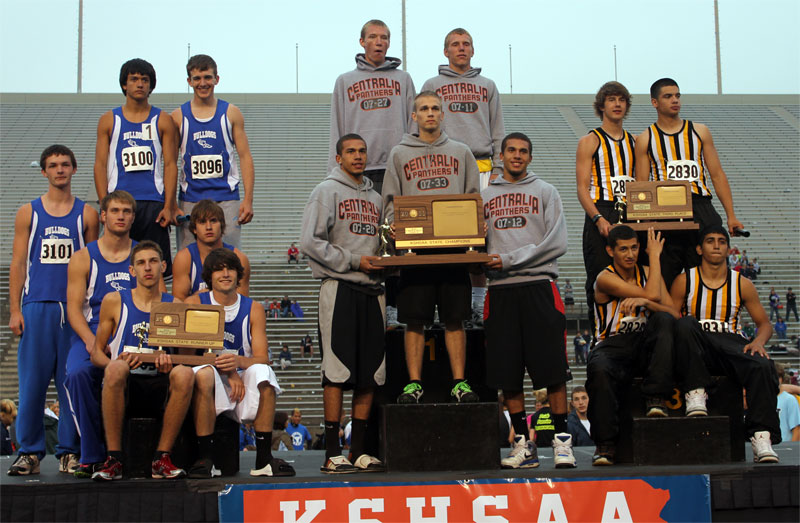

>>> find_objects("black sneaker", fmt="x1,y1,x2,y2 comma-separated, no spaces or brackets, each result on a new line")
397,382,423,404
74,462,104,479
450,381,479,403
187,457,220,479
8,454,40,476
645,396,668,417
592,444,615,466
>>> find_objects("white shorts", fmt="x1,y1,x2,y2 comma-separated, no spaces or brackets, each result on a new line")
192,363,281,422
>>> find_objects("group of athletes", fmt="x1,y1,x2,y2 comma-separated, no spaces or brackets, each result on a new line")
6,18,782,482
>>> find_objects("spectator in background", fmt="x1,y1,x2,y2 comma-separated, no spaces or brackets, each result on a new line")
740,250,749,267
272,412,293,451
528,389,555,447
286,409,312,450
239,422,256,451
1,400,18,455
290,300,304,319
742,322,756,341
567,387,593,446
776,363,800,442
279,345,292,370
769,288,781,321
43,402,59,455
268,299,280,319
301,334,314,360
752,258,761,275
280,295,292,318
563,280,574,312
775,318,788,340
786,288,798,322
287,243,299,264
573,332,587,365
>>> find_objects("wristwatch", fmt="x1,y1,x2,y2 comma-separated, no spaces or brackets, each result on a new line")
591,213,603,224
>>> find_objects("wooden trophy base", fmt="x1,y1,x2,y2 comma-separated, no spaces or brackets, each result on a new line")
613,220,699,231
372,251,492,267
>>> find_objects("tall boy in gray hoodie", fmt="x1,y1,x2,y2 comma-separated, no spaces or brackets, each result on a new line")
382,91,481,404
482,132,576,469
301,134,386,474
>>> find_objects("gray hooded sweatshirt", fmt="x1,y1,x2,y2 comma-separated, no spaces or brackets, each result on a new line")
422,65,505,174
481,172,567,286
381,131,480,224
301,167,383,290
328,54,416,172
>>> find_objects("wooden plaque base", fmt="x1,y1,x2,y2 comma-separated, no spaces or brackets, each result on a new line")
129,350,217,366
372,251,492,267
613,221,699,231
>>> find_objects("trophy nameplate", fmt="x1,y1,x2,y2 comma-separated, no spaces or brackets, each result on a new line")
132,302,225,365
613,180,699,231
373,194,491,267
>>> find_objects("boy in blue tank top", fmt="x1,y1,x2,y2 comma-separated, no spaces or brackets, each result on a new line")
64,190,137,477
8,145,99,476
183,248,294,478
94,58,179,281
172,54,255,250
172,199,250,300
89,241,194,481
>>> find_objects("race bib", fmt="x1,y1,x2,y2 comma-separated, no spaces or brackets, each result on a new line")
191,155,224,179
618,315,647,334
611,175,635,198
666,160,700,182
699,319,731,334
121,146,154,172
39,238,73,264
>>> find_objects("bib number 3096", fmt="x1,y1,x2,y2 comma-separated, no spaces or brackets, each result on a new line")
191,155,224,179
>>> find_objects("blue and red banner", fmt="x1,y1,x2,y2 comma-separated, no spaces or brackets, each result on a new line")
218,474,710,522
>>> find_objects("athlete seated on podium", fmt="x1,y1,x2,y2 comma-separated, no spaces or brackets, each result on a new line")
670,225,781,463
183,248,294,478
89,241,194,481
172,199,250,300
585,226,679,466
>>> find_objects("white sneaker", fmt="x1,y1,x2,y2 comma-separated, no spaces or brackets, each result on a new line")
352,454,386,473
685,388,708,416
386,306,399,327
501,435,539,469
553,433,577,468
750,431,779,463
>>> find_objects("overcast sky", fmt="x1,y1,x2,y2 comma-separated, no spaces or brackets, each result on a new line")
1,0,798,95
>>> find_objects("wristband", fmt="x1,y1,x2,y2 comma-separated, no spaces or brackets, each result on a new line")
591,213,603,224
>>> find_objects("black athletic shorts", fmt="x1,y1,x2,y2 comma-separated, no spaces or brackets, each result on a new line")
484,280,571,391
397,265,471,324
318,279,386,390
126,372,170,418
130,200,173,280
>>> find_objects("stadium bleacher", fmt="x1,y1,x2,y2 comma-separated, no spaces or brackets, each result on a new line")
1,93,798,426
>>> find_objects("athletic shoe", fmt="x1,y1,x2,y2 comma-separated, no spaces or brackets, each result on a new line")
187,457,221,479
320,455,357,474
685,388,708,417
397,382,424,404
58,453,80,474
250,457,296,477
553,433,577,468
450,381,479,403
351,454,387,473
750,431,779,463
501,435,540,469
92,456,122,481
592,444,615,466
386,306,400,327
74,462,103,479
151,453,186,479
645,397,668,417
7,454,40,476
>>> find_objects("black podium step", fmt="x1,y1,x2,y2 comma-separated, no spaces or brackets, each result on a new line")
633,416,731,465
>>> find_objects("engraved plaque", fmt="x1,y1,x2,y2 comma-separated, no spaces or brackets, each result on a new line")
614,180,699,231
148,302,225,350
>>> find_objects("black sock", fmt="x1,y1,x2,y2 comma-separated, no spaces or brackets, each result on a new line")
452,378,465,388
349,419,368,459
197,434,214,460
109,450,124,463
255,431,272,469
553,412,568,434
509,411,528,440
324,420,341,459
153,450,170,462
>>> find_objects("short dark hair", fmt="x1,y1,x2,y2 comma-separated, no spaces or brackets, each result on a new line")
39,145,76,170
186,54,217,77
131,240,163,264
501,132,532,153
119,58,156,95
593,81,632,119
607,225,637,248
361,19,390,39
100,190,136,213
571,385,587,398
650,78,678,99
201,248,244,289
697,224,730,246
336,133,366,156
190,199,226,236
413,90,442,111
444,28,472,48
273,411,289,431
